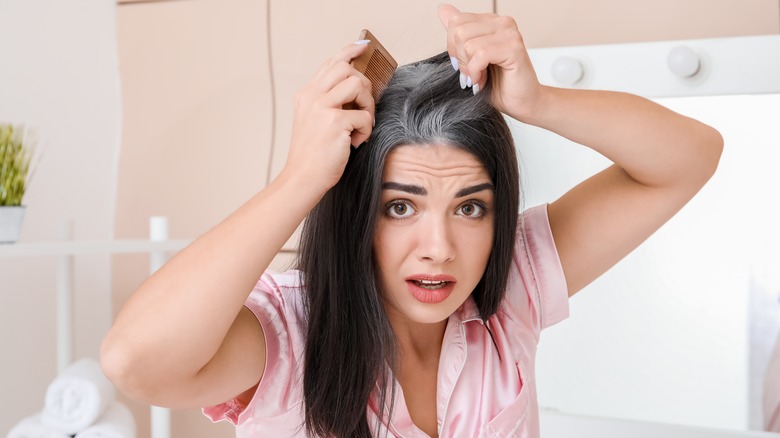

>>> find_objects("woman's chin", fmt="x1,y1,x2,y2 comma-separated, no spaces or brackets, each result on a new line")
391,297,466,325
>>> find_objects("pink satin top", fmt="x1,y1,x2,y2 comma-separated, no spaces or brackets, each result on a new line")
203,204,569,437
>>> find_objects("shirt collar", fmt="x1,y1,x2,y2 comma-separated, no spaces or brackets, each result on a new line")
456,295,483,324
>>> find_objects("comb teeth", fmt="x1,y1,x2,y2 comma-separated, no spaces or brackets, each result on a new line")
364,50,395,102
348,29,398,108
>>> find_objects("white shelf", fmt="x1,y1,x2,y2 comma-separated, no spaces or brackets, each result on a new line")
0,240,299,257
0,239,192,256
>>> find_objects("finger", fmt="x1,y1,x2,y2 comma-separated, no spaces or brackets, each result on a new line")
449,14,522,87
465,32,525,91
313,41,370,80
315,60,372,97
351,80,376,122
343,109,373,147
439,4,476,72
443,10,496,74
447,18,497,81
322,75,375,118
437,3,461,30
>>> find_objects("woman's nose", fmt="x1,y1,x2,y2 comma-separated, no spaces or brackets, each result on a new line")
415,216,456,264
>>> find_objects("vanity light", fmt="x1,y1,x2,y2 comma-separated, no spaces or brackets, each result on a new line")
551,56,584,86
667,45,701,78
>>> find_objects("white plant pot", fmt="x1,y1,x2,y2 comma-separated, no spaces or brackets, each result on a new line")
0,205,26,243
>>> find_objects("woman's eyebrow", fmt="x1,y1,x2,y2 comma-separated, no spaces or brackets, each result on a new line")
382,182,426,195
381,182,494,197
455,183,494,198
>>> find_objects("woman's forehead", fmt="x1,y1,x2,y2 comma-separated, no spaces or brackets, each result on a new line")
383,143,489,181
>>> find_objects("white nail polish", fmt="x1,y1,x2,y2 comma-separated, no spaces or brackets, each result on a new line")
450,56,459,71
466,76,473,87
354,39,371,45
459,72,467,89
473,83,480,95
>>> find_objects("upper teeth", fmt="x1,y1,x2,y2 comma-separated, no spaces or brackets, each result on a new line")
417,280,444,285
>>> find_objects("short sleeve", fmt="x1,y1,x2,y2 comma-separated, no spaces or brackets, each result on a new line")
503,204,570,337
202,270,306,426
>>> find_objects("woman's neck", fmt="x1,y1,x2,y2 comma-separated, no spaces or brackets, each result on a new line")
386,309,448,363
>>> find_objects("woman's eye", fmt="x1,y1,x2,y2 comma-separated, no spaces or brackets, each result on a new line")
386,201,416,219
457,202,484,218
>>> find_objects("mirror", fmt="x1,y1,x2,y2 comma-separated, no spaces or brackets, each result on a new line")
517,36,780,433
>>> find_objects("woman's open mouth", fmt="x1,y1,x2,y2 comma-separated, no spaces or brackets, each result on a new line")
405,274,456,304
414,279,449,289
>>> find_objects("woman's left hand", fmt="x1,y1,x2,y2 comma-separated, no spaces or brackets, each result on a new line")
438,4,546,123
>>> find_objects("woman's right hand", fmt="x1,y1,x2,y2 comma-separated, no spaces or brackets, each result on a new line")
282,42,375,191
101,46,378,411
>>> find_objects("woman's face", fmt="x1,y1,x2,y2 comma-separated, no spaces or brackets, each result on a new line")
374,143,495,325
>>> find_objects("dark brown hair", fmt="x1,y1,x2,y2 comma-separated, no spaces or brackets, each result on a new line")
297,51,520,437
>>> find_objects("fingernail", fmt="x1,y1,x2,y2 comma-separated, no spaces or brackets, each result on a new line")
459,72,467,89
466,76,473,87
472,83,480,95
450,56,459,71
355,39,371,45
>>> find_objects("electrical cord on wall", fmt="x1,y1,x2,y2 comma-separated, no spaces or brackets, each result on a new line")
119,0,279,187
117,0,191,5
264,0,277,187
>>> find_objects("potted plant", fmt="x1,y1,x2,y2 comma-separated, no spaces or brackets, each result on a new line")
0,123,34,243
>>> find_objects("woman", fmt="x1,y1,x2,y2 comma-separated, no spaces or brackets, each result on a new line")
100,5,723,437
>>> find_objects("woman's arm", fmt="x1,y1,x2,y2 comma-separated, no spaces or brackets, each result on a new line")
100,41,375,408
101,174,317,408
526,87,722,296
439,4,723,297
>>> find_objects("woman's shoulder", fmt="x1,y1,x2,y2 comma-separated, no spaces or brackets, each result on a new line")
247,269,307,323
500,204,570,335
257,269,305,291
203,269,309,427
514,204,567,288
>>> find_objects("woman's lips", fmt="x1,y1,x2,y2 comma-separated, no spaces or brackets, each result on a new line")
405,274,456,304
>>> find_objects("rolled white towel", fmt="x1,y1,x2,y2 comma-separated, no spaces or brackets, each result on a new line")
7,413,71,438
41,358,116,435
765,331,780,431
74,402,136,438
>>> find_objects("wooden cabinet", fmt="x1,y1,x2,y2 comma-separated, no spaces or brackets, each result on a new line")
115,2,272,437
115,0,273,240
497,0,780,48
265,0,493,181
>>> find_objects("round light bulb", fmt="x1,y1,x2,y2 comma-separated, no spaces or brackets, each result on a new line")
551,56,584,86
667,46,701,78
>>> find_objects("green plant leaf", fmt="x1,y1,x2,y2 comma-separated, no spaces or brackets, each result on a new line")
0,124,34,206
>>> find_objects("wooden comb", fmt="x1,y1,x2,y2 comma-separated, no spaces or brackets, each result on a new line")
348,29,398,107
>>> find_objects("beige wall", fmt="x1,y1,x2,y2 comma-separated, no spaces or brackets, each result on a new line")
112,0,779,437
0,0,120,434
